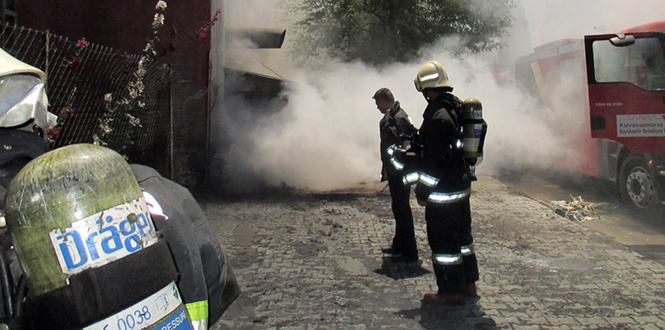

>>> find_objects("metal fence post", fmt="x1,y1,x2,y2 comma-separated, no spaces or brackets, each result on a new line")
169,66,175,180
44,30,49,89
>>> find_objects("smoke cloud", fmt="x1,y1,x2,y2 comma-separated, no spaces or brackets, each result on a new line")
214,0,664,193
522,0,665,49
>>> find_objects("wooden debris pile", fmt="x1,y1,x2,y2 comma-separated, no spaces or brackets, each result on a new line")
552,196,604,222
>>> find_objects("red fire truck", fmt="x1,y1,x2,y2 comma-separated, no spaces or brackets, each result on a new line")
516,21,665,211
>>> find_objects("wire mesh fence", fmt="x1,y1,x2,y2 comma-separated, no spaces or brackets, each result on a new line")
0,23,206,186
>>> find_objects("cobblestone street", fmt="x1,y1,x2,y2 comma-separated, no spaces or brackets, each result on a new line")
203,176,665,329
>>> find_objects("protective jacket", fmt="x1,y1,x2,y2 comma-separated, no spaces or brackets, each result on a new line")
415,91,479,294
380,101,417,181
131,165,240,327
415,93,471,204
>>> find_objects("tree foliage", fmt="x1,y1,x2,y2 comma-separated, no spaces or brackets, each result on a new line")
286,0,514,66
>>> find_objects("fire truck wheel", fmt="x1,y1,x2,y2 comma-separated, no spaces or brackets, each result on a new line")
618,157,658,210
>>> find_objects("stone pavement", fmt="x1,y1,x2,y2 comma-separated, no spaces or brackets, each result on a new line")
203,176,665,329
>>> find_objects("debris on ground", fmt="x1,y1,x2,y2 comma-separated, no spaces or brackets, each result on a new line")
551,196,608,222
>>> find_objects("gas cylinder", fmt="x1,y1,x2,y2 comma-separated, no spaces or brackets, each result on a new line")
4,144,193,330
461,98,487,166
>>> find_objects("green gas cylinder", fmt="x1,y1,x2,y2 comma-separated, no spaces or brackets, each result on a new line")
4,143,149,297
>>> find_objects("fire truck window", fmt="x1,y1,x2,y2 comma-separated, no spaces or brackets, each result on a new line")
641,38,665,90
593,38,665,91
593,40,626,83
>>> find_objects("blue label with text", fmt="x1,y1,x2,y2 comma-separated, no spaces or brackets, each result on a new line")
49,197,159,275
83,282,192,330
155,307,192,330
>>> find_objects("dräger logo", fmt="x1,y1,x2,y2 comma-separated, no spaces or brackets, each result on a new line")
49,197,158,275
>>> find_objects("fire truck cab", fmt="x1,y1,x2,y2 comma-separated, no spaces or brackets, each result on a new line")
516,21,665,211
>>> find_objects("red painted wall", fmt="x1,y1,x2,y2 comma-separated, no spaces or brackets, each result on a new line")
17,0,213,184
17,0,210,92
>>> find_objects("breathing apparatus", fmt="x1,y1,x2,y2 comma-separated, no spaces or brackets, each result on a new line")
4,144,193,330
460,98,487,180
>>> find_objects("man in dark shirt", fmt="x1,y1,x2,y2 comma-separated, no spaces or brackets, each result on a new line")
373,88,418,262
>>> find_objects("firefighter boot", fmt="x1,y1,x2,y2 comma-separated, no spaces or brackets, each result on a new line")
381,246,397,254
466,282,478,297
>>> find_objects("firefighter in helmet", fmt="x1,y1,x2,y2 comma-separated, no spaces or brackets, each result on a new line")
0,47,57,327
0,47,56,196
0,48,239,329
413,61,479,305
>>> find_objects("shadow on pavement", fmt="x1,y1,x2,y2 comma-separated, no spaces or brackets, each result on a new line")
374,257,431,280
397,298,497,330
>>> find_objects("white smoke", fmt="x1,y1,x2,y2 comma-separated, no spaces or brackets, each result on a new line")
522,0,665,49
214,0,664,192
218,61,419,191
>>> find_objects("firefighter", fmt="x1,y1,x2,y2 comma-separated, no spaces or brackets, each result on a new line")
372,87,419,263
0,46,56,327
0,48,239,329
0,47,56,200
413,61,479,305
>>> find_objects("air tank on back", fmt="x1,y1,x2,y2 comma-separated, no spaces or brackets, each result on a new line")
5,143,150,296
461,98,487,165
4,144,192,330
461,98,487,180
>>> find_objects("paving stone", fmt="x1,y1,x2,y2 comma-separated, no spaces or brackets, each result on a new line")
205,177,665,329
575,316,611,327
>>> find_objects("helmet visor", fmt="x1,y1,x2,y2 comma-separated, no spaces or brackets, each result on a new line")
0,74,57,129
414,79,423,92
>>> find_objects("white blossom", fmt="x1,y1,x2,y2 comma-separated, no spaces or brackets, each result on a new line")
104,93,113,102
155,1,167,10
153,13,165,28
128,115,141,127
137,56,147,77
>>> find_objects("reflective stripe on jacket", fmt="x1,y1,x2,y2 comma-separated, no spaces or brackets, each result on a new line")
414,93,471,202
380,101,417,181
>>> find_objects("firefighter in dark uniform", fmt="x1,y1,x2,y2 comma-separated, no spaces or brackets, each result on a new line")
0,48,239,329
372,88,419,262
413,61,479,305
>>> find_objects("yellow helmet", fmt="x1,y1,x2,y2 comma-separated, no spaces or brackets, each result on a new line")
414,61,452,92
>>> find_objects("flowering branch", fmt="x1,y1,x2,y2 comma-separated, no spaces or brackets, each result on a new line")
65,38,88,70
197,8,221,41
90,1,219,156
93,0,167,149
46,39,88,145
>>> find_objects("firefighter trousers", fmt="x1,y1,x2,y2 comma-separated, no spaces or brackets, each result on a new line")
425,198,479,293
388,175,417,255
